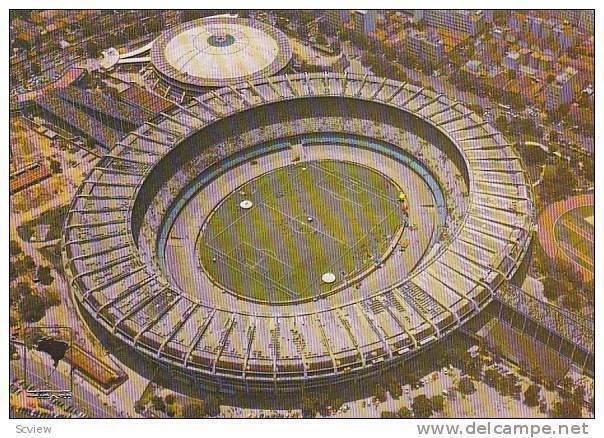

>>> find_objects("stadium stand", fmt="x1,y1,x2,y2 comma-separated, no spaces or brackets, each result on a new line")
54,86,149,128
35,93,123,150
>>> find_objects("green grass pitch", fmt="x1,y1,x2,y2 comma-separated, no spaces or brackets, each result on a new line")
198,160,408,303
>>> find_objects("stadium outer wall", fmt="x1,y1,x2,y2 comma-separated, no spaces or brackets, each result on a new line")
62,72,534,394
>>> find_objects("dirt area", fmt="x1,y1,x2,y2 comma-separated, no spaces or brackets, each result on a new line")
10,117,53,170
10,177,64,215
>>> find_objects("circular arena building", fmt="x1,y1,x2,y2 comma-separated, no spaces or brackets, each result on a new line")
150,16,293,92
62,73,534,393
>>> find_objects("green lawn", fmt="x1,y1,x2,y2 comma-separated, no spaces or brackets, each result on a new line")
199,160,407,303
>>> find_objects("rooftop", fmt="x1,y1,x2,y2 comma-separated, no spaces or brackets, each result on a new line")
150,16,292,89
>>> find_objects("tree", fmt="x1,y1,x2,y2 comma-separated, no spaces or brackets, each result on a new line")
166,404,176,417
411,394,433,418
373,383,387,402
380,411,397,418
328,396,344,412
204,393,221,417
145,17,162,33
10,343,19,360
10,263,18,283
548,129,560,143
541,277,562,301
165,394,176,405
30,61,42,76
397,406,413,418
182,401,206,418
301,395,320,418
44,287,61,308
431,394,445,412
524,384,541,407
18,293,46,322
581,155,594,182
561,292,582,311
541,161,577,202
550,398,582,418
151,396,166,412
458,376,476,395
495,115,509,133
9,240,22,257
134,400,146,415
23,255,36,272
460,351,483,379
519,144,548,166
402,369,419,387
572,385,586,405
49,158,62,174
386,378,403,399
37,265,54,286
13,282,33,303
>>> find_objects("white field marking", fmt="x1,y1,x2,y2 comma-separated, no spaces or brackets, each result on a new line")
262,202,348,247
317,183,362,207
310,161,399,205
205,243,299,300
299,206,404,296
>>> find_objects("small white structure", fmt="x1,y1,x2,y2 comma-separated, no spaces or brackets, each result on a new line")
240,200,253,209
321,272,336,284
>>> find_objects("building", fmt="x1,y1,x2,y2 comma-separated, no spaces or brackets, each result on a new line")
405,29,445,68
545,66,579,110
349,10,378,36
462,59,484,77
339,9,379,39
568,103,594,133
9,161,52,194
551,25,577,51
324,10,349,31
527,50,554,71
503,51,521,71
411,10,424,24
475,37,506,64
422,10,485,36
550,10,594,35
11,18,45,47
492,26,506,41
149,16,292,93
506,75,541,106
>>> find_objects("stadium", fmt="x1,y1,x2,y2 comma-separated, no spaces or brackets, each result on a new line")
62,72,535,393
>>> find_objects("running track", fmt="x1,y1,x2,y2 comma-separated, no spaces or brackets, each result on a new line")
537,193,594,281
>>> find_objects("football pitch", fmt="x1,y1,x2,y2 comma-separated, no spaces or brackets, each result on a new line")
198,160,408,303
